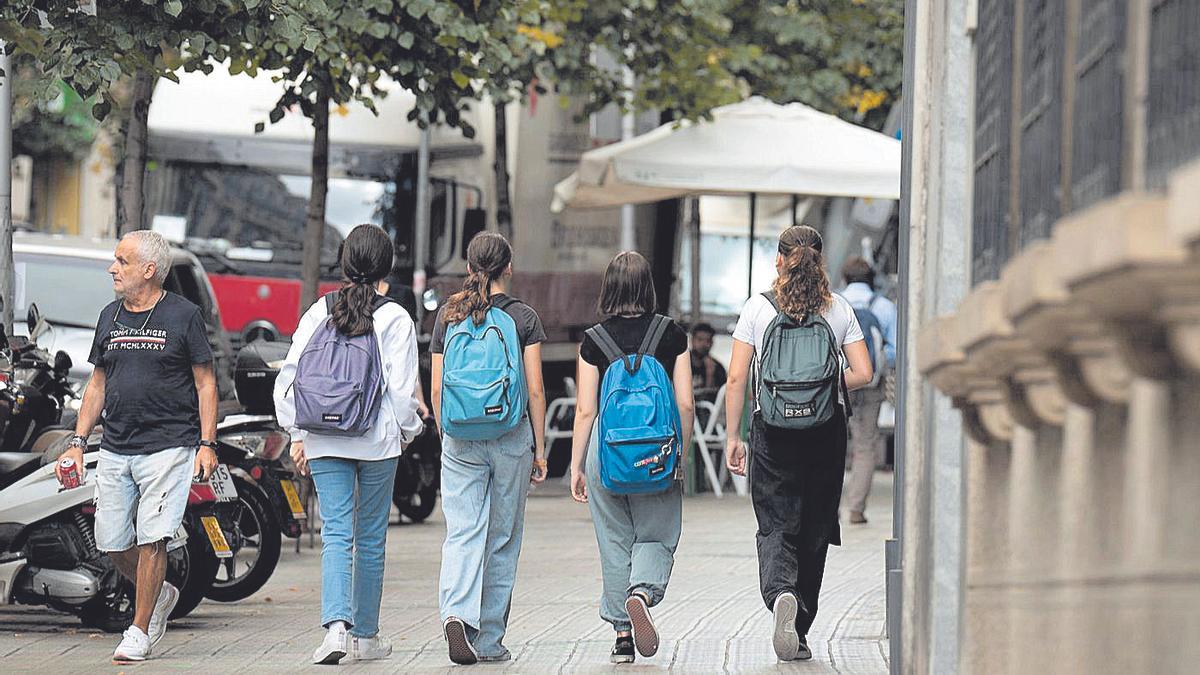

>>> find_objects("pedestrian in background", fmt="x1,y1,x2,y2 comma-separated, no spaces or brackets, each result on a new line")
839,257,897,524
724,226,872,662
432,232,548,665
569,251,695,664
56,230,219,663
689,321,728,398
274,224,424,665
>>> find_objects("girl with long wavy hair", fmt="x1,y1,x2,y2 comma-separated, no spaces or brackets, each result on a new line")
430,231,548,665
274,224,424,665
723,225,873,662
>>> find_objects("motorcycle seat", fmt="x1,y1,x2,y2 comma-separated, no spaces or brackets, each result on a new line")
0,452,43,490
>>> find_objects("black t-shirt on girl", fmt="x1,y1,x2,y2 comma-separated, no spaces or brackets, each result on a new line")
580,314,689,372
429,293,546,353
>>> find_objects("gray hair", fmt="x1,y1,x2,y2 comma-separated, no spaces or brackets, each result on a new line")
123,230,172,284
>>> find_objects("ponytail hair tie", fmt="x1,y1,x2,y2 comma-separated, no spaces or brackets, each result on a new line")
348,273,371,284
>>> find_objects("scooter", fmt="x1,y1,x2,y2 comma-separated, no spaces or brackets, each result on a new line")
0,449,230,631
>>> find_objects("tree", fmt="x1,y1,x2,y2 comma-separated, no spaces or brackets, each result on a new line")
237,0,501,310
1,0,281,234
729,0,905,129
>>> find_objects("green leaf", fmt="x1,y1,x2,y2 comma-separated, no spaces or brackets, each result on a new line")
91,99,111,120
254,121,266,133
451,70,470,89
397,32,415,49
269,106,285,124
164,0,183,17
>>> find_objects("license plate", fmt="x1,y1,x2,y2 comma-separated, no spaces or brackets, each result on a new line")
200,515,233,558
208,465,238,502
279,479,307,520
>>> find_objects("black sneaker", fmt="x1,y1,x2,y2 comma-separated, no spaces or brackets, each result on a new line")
610,636,635,664
624,593,660,657
797,635,812,660
443,617,478,665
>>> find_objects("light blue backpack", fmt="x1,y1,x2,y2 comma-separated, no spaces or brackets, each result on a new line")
587,315,681,495
440,298,528,440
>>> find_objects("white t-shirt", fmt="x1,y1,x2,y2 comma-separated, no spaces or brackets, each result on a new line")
733,292,865,357
733,292,864,410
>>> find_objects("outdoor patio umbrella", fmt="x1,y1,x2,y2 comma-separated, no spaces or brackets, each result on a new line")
551,97,901,293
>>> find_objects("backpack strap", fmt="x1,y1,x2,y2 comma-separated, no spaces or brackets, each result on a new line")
494,296,519,311
585,324,633,374
324,290,338,313
761,291,780,313
632,314,671,372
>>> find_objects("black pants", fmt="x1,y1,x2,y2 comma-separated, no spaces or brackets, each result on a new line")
749,409,847,637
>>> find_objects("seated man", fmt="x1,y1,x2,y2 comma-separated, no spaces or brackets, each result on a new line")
690,322,727,403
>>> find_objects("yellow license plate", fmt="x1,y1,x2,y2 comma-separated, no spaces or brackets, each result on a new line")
280,480,306,520
200,515,233,559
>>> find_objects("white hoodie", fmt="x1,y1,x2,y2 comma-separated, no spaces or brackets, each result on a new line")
273,295,424,461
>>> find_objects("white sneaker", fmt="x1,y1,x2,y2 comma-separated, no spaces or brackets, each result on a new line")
113,625,151,663
147,582,179,652
350,634,393,661
772,592,801,661
312,622,349,665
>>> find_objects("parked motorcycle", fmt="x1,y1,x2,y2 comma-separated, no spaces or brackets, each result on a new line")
0,306,78,452
393,419,440,522
0,450,227,631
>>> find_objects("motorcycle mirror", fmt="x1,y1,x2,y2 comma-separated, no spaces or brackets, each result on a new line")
54,350,72,374
422,288,441,312
26,304,40,331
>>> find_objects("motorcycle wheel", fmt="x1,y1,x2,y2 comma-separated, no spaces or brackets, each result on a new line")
205,476,281,602
169,517,221,619
394,485,439,523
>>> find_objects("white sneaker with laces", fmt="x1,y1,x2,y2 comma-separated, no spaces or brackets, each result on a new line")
312,621,349,665
113,625,151,663
350,634,393,661
147,582,179,652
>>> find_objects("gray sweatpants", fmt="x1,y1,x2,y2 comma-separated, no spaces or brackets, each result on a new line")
844,387,885,514
585,443,682,632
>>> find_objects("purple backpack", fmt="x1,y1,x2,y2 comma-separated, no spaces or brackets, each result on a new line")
292,293,393,436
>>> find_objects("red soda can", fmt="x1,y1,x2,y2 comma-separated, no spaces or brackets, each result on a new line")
59,457,81,490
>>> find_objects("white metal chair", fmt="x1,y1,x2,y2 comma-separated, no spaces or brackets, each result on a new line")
692,385,748,496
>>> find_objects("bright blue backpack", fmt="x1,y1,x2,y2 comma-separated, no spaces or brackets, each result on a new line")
587,315,682,495
440,297,528,441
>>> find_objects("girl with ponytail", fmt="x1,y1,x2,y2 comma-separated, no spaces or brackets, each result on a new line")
722,225,873,662
430,231,548,665
274,224,424,664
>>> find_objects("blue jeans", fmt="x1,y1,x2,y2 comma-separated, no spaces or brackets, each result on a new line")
309,456,399,638
439,421,534,657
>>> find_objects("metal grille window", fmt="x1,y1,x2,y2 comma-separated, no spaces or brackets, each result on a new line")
1018,0,1065,247
1071,0,1125,210
1147,0,1200,187
972,0,1015,283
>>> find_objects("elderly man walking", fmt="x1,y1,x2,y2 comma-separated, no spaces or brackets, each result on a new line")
56,230,219,663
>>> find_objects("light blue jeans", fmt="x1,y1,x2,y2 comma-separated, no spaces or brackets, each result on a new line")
309,455,399,638
586,441,682,632
439,420,534,658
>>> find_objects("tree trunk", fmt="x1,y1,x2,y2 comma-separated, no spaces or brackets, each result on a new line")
300,84,331,313
118,68,155,235
493,101,513,240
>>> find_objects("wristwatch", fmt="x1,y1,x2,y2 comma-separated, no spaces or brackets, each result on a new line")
199,440,218,449
68,435,87,449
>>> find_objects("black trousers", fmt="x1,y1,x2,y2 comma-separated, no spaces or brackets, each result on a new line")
749,409,847,637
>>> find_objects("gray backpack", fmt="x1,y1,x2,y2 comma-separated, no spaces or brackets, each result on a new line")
291,292,393,436
756,292,850,430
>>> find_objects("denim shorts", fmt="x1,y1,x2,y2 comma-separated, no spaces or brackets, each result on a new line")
94,446,195,551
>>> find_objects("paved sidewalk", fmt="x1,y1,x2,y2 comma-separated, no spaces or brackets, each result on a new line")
0,473,891,674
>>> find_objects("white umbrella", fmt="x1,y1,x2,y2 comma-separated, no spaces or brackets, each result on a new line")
551,96,901,213
552,97,900,298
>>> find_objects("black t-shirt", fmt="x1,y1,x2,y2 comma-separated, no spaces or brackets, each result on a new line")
580,314,688,372
691,352,728,392
429,293,547,353
88,292,214,455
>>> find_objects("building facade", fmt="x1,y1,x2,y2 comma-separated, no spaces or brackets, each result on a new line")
902,0,1200,672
